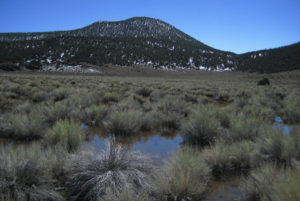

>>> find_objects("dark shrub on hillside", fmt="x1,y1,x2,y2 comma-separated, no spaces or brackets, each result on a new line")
257,78,270,86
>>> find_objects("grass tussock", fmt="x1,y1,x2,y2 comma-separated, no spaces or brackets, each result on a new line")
0,145,64,201
104,109,144,136
0,113,47,140
257,126,300,167
45,120,85,152
66,141,154,201
283,93,300,124
242,164,300,201
227,115,263,142
83,104,107,126
156,147,211,201
181,107,220,146
202,140,256,177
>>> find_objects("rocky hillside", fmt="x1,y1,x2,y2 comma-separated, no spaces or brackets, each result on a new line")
0,17,299,73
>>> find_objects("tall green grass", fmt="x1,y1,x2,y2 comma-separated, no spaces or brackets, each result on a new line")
156,147,211,201
45,120,84,152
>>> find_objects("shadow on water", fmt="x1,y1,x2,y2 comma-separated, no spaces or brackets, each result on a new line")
205,177,242,201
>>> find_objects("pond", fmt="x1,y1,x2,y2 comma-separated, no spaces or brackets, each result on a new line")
82,125,244,201
82,125,183,162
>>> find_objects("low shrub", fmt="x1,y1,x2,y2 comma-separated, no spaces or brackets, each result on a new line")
155,147,211,201
83,104,107,126
45,120,84,152
102,92,119,104
0,113,47,140
283,93,300,124
257,126,300,168
52,87,70,102
242,164,300,201
227,115,263,142
202,140,255,177
136,87,152,97
242,165,278,201
181,107,220,146
0,146,64,201
32,90,49,103
105,109,143,136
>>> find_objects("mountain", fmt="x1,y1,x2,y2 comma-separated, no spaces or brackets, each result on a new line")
0,17,299,73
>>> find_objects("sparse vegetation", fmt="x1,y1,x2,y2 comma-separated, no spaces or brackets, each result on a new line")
0,69,299,200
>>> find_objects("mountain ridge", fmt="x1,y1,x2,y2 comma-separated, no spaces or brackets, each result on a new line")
0,17,299,73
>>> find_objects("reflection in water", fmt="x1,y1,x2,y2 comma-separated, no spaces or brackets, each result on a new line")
83,126,183,160
274,116,292,135
0,138,14,146
205,177,242,201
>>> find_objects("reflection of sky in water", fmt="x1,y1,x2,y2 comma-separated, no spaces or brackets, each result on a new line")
83,134,182,160
132,135,182,158
273,116,292,136
81,123,183,160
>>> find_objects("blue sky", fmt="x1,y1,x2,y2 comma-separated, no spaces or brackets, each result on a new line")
0,0,299,53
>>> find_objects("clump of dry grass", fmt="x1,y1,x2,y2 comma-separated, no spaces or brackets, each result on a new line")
0,112,47,140
0,145,64,201
66,141,154,201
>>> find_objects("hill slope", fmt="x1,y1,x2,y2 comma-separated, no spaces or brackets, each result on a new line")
0,17,299,72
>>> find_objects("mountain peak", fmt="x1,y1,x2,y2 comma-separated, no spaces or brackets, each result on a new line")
74,17,198,44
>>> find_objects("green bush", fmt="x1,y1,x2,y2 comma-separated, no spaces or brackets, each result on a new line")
105,109,143,136
45,120,84,152
181,107,220,146
202,140,255,177
156,147,211,201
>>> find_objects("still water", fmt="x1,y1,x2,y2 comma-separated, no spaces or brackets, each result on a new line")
82,126,183,160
